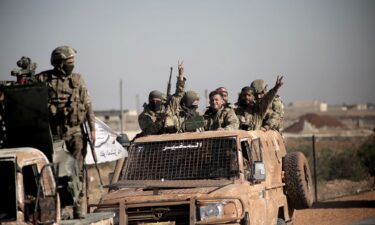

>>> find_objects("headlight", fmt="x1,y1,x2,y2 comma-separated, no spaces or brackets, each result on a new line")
198,201,239,221
199,203,224,221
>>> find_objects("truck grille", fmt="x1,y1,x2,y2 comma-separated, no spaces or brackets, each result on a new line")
127,204,190,225
123,137,238,180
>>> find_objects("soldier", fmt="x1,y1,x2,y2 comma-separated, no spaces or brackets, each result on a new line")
215,86,233,108
138,90,167,135
204,90,239,131
235,86,256,130
236,76,284,130
250,79,284,131
215,87,229,103
163,62,204,133
35,46,95,219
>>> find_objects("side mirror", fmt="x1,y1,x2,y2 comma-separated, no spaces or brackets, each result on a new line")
253,161,266,182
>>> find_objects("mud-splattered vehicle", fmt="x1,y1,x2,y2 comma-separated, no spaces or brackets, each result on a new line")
0,84,114,225
95,130,313,225
0,147,114,225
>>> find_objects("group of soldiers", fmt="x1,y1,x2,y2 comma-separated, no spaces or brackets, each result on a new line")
138,61,284,136
1,46,284,219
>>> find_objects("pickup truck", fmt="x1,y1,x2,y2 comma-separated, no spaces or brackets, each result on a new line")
95,130,313,225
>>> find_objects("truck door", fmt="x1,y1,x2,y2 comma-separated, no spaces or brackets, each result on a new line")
0,156,17,223
241,139,267,225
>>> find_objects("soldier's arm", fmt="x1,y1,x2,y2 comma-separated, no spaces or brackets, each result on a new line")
175,61,186,97
138,112,164,135
258,76,283,118
223,109,240,130
79,76,96,143
262,97,284,130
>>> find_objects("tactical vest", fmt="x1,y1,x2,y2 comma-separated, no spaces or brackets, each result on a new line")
38,71,87,128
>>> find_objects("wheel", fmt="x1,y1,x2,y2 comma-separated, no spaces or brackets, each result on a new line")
276,218,286,225
284,152,314,209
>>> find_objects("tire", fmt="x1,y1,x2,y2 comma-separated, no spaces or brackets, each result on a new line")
284,152,314,209
276,218,286,225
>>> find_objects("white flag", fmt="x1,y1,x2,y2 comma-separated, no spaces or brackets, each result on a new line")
85,117,128,164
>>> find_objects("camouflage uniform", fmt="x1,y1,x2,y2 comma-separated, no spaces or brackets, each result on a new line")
236,85,279,131
163,80,201,133
138,90,165,136
262,95,284,131
138,103,166,135
249,78,284,131
204,106,239,130
35,46,95,218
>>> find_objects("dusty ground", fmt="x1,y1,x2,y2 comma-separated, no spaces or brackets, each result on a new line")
294,191,375,225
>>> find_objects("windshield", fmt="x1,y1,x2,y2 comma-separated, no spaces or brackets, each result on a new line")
121,137,239,181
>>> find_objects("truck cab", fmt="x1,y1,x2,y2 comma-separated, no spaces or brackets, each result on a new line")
0,148,58,224
0,147,115,225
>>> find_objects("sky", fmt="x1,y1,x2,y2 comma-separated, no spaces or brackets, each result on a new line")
0,0,374,111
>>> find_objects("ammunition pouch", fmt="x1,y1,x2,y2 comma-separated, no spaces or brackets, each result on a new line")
68,74,87,127
68,102,86,127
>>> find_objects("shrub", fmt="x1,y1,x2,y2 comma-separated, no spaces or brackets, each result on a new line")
357,135,375,177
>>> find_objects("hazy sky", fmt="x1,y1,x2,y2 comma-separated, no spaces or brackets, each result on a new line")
1,0,374,110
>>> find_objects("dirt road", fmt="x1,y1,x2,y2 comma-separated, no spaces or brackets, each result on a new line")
294,191,375,225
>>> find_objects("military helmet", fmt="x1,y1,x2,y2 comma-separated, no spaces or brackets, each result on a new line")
250,79,267,94
182,91,199,107
148,90,164,101
50,46,77,66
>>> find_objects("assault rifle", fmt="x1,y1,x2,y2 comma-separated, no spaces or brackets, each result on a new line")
166,67,173,99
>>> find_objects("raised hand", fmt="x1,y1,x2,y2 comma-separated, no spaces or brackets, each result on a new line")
275,75,284,89
178,60,184,80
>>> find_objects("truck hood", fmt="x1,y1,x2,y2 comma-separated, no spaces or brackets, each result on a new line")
101,179,233,203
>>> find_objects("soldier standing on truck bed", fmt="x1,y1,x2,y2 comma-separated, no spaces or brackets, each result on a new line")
138,90,167,135
35,46,95,219
163,61,204,133
250,79,284,131
204,90,239,130
137,61,187,135
235,76,284,131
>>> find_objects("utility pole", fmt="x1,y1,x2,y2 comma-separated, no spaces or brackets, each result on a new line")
136,94,140,114
120,79,124,134
204,89,208,107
